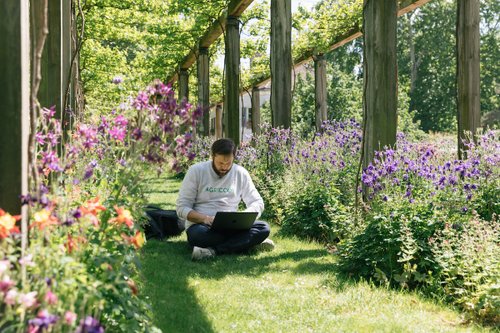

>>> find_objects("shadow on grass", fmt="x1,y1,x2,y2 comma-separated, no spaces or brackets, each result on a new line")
139,237,340,332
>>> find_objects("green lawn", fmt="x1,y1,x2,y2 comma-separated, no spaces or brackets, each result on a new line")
139,174,491,333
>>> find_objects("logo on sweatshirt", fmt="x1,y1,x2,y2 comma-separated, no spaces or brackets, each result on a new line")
205,186,234,193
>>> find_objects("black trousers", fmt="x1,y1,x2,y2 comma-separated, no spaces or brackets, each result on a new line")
186,221,270,254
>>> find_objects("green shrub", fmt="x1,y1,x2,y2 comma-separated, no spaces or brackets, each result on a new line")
280,173,351,243
337,202,443,288
430,214,499,325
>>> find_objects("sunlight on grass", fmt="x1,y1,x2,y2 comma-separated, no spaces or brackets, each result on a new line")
140,174,491,333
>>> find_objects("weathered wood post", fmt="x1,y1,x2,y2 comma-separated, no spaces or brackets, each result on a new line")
456,0,480,159
251,86,261,135
197,47,210,136
362,0,398,172
39,0,63,120
61,0,72,129
178,68,189,102
215,104,223,139
314,53,328,131
224,16,241,143
270,0,292,129
0,0,30,254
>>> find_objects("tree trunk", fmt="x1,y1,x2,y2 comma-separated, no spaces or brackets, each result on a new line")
224,16,240,143
270,0,292,129
197,47,210,136
456,0,480,159
314,54,328,131
362,0,398,172
251,86,261,135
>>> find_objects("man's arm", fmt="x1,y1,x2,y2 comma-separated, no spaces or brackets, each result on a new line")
176,166,215,226
241,169,264,217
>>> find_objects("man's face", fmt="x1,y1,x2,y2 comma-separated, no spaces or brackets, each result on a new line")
212,153,234,177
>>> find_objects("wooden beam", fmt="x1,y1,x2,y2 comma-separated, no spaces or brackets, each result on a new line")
456,0,480,159
167,0,254,83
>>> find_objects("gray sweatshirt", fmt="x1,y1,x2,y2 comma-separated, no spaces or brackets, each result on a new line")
176,161,264,230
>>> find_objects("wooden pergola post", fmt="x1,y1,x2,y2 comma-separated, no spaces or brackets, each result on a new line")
0,0,30,254
362,0,398,172
224,16,240,143
314,54,328,131
456,0,480,159
61,0,72,129
270,0,292,129
39,0,63,120
251,86,261,135
215,104,223,139
197,47,210,136
178,68,189,102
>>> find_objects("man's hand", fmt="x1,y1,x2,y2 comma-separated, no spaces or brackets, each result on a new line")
203,215,215,226
187,210,215,226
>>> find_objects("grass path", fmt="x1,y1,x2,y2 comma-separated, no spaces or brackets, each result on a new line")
139,174,490,333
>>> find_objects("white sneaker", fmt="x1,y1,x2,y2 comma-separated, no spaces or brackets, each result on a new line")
255,238,275,252
192,246,216,260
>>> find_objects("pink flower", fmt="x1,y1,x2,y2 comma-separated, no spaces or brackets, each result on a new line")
0,260,10,274
109,126,127,142
0,275,15,292
19,291,38,308
114,115,128,127
19,254,35,267
64,311,77,325
4,288,18,305
44,290,58,305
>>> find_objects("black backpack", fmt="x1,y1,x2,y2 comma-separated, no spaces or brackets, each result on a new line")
143,206,185,240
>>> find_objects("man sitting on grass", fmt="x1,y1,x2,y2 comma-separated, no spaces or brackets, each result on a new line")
176,138,274,260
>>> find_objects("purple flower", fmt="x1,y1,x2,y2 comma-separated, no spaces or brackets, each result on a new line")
28,310,59,330
109,126,127,142
76,316,104,333
41,106,56,120
114,115,128,127
131,128,142,140
111,76,123,84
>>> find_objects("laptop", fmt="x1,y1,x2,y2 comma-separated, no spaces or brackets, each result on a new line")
211,211,258,231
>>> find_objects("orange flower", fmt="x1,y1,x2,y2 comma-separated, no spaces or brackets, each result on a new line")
31,209,59,230
80,197,106,216
122,230,145,249
109,206,134,229
0,209,20,238
80,197,106,228
65,233,76,254
127,279,138,295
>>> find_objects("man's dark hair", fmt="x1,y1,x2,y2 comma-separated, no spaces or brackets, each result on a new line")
211,138,236,156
